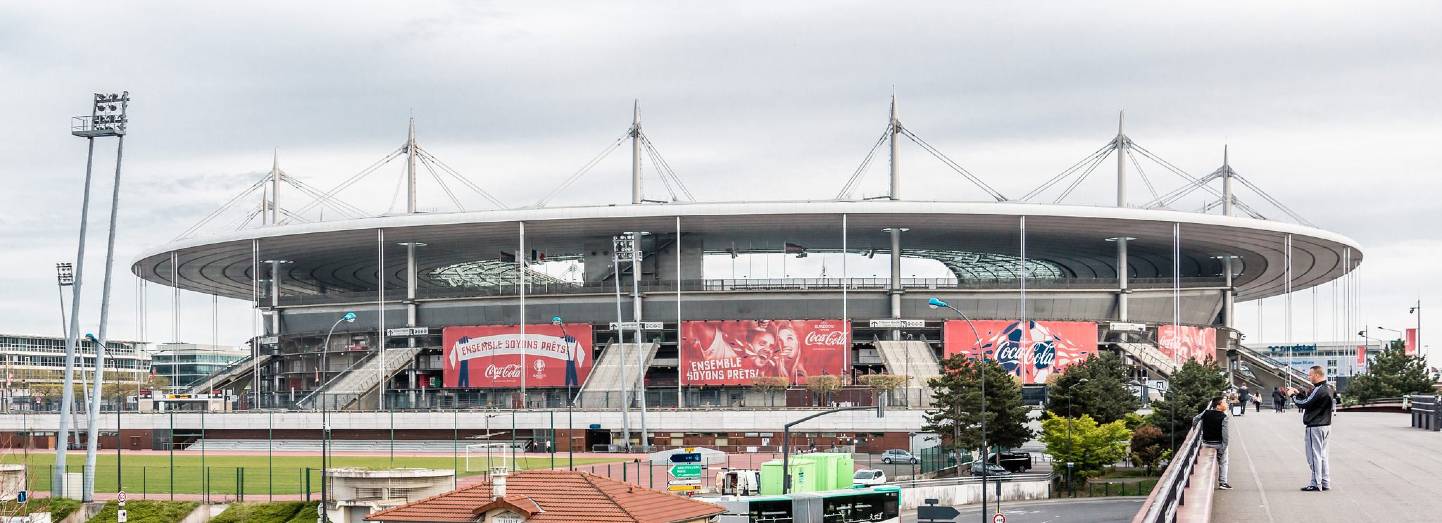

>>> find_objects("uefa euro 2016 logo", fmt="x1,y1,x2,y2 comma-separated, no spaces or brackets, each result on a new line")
532,359,546,379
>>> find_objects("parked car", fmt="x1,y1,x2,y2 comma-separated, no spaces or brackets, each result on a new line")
970,462,1011,477
991,451,1033,472
880,449,918,464
852,469,888,486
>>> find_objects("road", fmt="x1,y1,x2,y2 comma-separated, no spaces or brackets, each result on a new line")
902,497,1145,523
1211,410,1442,522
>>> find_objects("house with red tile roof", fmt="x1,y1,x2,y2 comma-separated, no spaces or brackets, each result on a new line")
365,469,726,523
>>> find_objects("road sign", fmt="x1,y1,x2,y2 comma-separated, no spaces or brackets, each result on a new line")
117,491,126,504
869,319,925,328
917,503,960,522
15,490,25,503
669,464,703,478
670,452,703,463
667,484,700,492
117,509,128,523
386,327,430,337
992,513,1007,523
610,321,663,331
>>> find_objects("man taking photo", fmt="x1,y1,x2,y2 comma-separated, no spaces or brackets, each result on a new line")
1284,366,1334,492
1192,396,1232,490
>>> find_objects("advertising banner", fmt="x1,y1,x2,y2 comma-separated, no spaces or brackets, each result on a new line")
943,320,1098,384
1357,345,1367,367
680,320,849,386
1406,328,1418,355
1157,325,1218,364
442,324,592,389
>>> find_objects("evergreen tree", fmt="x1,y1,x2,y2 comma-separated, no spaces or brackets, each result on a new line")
923,355,1034,454
1046,352,1141,424
1345,344,1434,404
1146,359,1228,450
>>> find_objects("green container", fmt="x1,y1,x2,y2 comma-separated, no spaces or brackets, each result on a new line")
801,452,855,490
759,458,820,495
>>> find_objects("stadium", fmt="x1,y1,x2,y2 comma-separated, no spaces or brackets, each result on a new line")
122,107,1361,452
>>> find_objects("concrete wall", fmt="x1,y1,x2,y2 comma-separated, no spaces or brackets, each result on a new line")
899,479,1052,510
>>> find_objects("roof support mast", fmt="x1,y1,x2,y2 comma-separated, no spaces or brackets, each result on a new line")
1222,146,1235,329
888,94,904,340
1116,111,1130,321
270,151,281,225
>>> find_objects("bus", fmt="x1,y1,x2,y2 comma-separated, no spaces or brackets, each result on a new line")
711,485,900,523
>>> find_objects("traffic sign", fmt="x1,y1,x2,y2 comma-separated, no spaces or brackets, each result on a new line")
15,490,26,503
869,319,925,328
669,452,703,463
610,321,664,331
117,491,126,504
386,327,430,337
992,513,1007,523
917,503,960,522
117,509,128,523
667,484,700,492
669,464,703,478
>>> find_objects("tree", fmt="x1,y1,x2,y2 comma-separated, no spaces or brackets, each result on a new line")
1129,424,1166,475
750,376,789,407
1046,352,1140,424
858,373,910,405
1146,359,1228,450
804,375,842,406
1039,414,1131,482
1345,345,1434,404
923,356,1034,455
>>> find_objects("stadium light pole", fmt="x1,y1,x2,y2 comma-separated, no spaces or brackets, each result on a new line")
928,297,992,523
319,311,356,523
56,92,128,499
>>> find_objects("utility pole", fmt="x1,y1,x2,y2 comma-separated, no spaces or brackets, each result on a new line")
1115,111,1130,321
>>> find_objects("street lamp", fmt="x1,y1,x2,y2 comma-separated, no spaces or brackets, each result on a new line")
928,297,994,522
319,311,356,523
1410,302,1422,358
554,315,576,470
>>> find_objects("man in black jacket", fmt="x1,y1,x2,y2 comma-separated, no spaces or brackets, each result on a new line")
1284,366,1334,492
1192,396,1232,490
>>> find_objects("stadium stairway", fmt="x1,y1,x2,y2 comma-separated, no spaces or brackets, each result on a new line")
873,340,939,396
187,353,272,395
575,342,658,409
299,346,424,411
1113,342,1181,378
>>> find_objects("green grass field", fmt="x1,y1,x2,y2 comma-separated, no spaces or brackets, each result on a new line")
1,452,623,496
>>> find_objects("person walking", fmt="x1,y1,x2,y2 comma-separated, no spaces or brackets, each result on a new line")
1284,366,1334,492
1193,396,1232,490
1271,387,1286,413
1238,385,1252,415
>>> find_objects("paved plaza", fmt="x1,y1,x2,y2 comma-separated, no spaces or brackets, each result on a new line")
1212,410,1442,522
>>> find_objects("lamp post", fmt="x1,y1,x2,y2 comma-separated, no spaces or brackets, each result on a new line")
927,297,992,523
1066,378,1088,490
319,311,356,523
554,316,576,470
1410,302,1422,358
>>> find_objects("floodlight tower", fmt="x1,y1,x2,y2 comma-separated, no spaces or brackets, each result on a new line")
55,91,129,500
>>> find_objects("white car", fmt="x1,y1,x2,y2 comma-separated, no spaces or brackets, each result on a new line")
852,469,887,486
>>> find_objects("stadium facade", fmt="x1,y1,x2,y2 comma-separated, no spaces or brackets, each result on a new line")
108,108,1362,451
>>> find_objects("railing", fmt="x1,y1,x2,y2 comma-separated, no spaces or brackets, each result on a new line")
1133,424,1203,523
269,276,1228,307
294,352,376,408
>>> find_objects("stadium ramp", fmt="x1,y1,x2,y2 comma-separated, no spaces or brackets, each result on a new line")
187,353,272,394
577,342,658,408
873,340,940,388
298,346,423,410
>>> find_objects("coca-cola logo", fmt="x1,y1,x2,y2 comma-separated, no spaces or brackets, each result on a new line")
804,330,847,346
484,364,521,380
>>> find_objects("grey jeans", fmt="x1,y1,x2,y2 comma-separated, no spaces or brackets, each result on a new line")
1305,425,1331,488
1203,442,1229,484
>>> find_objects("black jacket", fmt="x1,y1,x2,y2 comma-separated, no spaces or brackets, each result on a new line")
1293,381,1334,427
1195,409,1229,444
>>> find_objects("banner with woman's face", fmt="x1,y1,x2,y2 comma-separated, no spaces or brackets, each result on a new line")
679,319,849,385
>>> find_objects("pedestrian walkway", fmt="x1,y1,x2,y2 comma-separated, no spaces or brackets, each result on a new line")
1211,409,1442,522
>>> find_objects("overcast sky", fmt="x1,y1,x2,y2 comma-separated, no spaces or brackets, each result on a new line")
1,1,1438,366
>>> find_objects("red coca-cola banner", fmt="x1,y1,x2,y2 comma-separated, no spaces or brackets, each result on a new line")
943,320,1098,384
1406,328,1418,356
1156,325,1218,364
442,324,593,389
680,320,849,386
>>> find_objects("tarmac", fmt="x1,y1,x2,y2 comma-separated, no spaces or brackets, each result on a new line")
1210,408,1442,522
